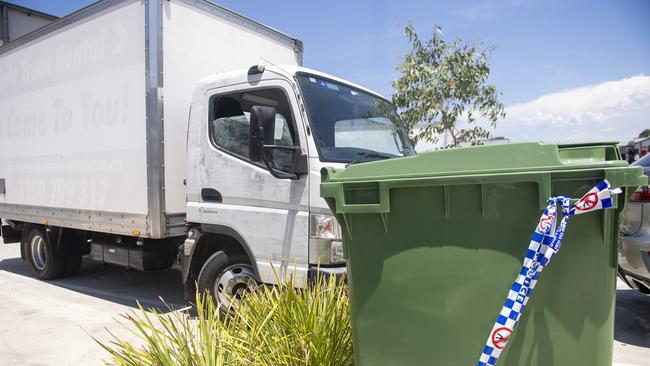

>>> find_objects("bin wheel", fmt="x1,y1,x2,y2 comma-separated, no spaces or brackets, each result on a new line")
197,251,258,316
26,227,65,280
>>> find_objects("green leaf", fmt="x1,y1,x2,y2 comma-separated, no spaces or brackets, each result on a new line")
95,269,352,366
392,24,505,148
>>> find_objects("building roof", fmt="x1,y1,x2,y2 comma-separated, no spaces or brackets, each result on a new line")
0,1,58,20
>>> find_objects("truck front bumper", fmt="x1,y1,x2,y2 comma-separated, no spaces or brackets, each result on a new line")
308,265,347,285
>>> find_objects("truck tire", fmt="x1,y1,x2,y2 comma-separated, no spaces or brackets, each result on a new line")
26,227,65,280
197,251,258,316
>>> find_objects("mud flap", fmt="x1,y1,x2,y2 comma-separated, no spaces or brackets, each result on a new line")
1,224,22,244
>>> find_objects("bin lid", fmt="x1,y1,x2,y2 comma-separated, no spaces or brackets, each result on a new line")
324,142,629,182
321,142,646,213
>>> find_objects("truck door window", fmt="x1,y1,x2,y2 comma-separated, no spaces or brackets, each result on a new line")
209,88,296,170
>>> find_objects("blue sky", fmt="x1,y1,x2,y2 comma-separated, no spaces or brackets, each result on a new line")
11,0,650,145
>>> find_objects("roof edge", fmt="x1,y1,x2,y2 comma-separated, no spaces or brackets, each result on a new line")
0,1,58,20
0,0,304,56
180,0,302,48
0,0,125,56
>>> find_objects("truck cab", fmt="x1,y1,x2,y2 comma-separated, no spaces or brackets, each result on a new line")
182,65,415,310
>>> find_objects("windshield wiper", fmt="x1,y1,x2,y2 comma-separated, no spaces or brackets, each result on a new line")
349,151,394,165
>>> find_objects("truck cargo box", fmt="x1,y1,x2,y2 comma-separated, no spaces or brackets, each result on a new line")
0,0,303,238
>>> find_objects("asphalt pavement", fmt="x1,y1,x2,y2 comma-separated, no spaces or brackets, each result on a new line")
0,238,648,365
0,239,184,366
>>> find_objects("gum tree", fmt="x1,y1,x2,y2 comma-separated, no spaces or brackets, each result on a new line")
392,24,506,148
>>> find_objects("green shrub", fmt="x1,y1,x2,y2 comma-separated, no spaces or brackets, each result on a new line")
97,273,353,366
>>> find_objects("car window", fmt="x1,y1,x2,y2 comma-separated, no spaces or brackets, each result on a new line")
633,154,650,167
209,89,296,169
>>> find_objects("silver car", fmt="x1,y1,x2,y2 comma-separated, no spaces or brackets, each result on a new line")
618,154,650,294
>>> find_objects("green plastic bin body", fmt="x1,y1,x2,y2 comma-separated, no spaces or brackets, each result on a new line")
320,142,646,366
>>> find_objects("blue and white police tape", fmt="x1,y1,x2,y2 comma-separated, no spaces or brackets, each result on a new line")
476,180,621,366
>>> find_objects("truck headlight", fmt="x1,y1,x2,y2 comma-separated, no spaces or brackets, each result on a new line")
310,213,341,239
309,214,345,265
330,240,345,263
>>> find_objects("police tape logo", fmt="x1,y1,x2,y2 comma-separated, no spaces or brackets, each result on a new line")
538,213,554,231
575,192,598,211
491,327,512,350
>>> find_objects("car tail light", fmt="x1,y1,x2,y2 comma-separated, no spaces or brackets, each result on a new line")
630,181,650,202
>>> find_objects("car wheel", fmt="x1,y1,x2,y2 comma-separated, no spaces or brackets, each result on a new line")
197,251,258,316
26,227,65,280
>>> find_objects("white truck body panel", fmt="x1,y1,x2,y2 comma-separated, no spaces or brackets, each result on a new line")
0,0,302,239
0,0,148,215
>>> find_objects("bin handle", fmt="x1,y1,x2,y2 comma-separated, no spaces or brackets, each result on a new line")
327,172,554,214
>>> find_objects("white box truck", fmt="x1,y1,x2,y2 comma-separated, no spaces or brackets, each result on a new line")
0,0,415,311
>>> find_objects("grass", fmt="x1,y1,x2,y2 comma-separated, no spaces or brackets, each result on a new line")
96,272,353,366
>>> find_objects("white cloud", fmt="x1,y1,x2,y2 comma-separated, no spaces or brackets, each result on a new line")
493,75,650,144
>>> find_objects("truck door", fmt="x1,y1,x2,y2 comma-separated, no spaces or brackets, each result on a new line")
191,78,310,285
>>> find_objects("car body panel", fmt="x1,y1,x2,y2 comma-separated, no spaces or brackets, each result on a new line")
618,159,650,293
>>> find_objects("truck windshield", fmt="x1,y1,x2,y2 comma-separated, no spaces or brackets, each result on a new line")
296,74,415,163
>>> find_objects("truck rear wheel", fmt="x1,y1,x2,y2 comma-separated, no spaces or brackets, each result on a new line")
26,227,65,280
197,251,258,316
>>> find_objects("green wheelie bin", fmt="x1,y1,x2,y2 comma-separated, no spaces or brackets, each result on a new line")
320,142,646,366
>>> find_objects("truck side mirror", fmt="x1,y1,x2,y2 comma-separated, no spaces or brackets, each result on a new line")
249,106,305,180
248,105,273,161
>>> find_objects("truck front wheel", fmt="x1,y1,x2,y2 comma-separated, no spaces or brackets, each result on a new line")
26,227,65,280
197,251,258,316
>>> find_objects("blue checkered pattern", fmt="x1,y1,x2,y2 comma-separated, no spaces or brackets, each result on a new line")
476,180,618,366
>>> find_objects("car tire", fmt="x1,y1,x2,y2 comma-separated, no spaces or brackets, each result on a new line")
197,251,258,316
26,227,65,280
